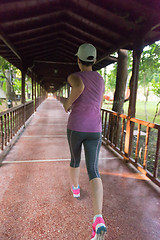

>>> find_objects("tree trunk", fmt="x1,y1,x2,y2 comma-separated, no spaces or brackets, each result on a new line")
125,47,142,158
5,70,16,102
153,100,160,123
112,49,128,113
109,49,128,143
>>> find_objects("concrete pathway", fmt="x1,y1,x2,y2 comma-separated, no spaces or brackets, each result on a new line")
0,97,159,240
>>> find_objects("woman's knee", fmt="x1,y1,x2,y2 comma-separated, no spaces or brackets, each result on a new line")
87,168,100,181
70,161,80,168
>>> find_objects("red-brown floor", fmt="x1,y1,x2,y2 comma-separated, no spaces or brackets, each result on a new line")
0,98,160,240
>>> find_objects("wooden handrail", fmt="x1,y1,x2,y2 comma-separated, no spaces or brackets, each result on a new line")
0,101,34,152
101,108,160,187
101,108,160,129
0,101,34,117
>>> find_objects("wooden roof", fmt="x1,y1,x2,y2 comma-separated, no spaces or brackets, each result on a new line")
0,0,160,91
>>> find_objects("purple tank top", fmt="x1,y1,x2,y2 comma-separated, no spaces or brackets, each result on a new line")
67,71,104,132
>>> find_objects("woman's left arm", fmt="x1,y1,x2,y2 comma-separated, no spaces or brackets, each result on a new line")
63,74,84,112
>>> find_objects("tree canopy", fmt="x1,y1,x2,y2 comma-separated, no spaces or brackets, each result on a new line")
106,41,160,94
102,41,160,122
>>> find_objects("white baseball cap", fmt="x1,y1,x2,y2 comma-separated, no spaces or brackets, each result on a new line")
75,43,97,62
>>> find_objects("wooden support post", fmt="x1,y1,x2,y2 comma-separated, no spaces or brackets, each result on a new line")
124,46,142,159
34,76,37,112
38,83,41,97
21,66,27,127
40,84,42,103
38,83,39,97
31,72,34,101
41,86,43,98
67,83,70,98
21,68,26,104
40,84,42,97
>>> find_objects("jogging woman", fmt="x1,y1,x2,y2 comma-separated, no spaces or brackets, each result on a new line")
63,43,107,240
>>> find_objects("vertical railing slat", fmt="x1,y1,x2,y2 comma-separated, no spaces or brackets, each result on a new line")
10,111,13,139
4,114,7,146
154,129,160,178
120,118,125,152
1,116,4,150
135,123,141,163
115,116,120,147
104,111,108,139
13,110,15,136
106,113,111,140
7,113,10,143
101,109,104,132
143,126,150,170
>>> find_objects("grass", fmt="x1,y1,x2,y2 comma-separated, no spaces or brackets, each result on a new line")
103,100,160,124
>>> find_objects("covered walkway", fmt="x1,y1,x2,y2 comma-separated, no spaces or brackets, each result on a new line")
0,98,160,240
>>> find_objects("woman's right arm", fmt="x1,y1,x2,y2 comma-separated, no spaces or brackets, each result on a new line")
63,74,84,112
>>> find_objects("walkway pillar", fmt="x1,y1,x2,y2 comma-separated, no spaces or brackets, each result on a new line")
31,72,34,101
67,83,70,98
21,67,26,104
38,83,39,97
124,46,143,159
40,84,42,97
21,66,27,127
40,84,43,103
34,75,37,112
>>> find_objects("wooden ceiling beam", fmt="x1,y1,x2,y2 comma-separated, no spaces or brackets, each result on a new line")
20,38,77,54
0,27,22,60
1,10,65,28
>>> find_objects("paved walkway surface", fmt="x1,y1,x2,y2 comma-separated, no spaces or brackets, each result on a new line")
0,97,160,240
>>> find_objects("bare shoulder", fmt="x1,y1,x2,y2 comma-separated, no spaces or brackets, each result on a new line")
68,73,80,82
67,74,84,87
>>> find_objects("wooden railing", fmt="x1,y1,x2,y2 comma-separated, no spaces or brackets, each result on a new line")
0,101,34,151
36,96,43,109
101,108,160,187
0,94,48,153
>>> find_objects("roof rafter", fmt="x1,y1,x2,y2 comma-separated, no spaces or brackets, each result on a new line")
0,27,22,60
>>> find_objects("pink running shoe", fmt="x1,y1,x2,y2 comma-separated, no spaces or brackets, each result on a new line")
91,217,107,240
91,229,96,240
71,185,80,198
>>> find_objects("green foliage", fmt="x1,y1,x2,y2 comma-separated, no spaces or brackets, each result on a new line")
0,56,17,75
0,56,22,95
106,50,133,93
13,78,21,93
128,50,133,73
151,78,160,97
0,56,9,71
139,42,160,89
107,64,117,92
97,69,102,76
2,81,6,92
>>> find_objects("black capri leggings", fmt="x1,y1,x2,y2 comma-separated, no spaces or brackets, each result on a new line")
67,129,102,181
